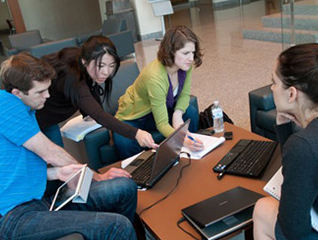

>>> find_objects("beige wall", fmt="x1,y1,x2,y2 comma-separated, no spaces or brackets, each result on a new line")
98,0,107,22
99,0,163,40
13,0,164,42
131,0,161,36
18,0,102,40
0,2,11,30
100,0,163,40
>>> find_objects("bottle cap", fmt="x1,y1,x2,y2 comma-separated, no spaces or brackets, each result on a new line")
213,100,219,105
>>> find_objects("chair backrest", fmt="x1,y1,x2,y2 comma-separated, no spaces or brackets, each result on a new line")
75,29,102,46
8,30,42,51
76,29,135,60
103,59,140,115
101,18,127,36
30,38,77,58
107,30,135,60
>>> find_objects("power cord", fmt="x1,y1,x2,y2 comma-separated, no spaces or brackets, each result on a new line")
139,151,192,217
177,217,201,240
138,152,192,239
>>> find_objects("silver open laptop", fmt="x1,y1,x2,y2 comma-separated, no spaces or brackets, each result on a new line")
125,119,190,189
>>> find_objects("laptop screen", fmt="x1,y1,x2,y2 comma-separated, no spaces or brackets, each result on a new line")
150,119,190,180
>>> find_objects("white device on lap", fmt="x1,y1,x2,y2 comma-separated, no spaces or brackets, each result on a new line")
50,165,93,211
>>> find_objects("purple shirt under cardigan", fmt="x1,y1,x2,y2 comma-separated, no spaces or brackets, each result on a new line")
166,69,186,109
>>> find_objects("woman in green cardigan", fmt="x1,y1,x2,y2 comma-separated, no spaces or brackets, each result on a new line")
114,25,204,159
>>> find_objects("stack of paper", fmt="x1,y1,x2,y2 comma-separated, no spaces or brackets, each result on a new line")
181,133,225,159
60,115,102,142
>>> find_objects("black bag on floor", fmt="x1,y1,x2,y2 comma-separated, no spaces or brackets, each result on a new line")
199,103,234,129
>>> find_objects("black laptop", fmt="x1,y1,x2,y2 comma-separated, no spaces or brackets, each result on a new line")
181,186,264,239
124,119,190,189
213,139,278,178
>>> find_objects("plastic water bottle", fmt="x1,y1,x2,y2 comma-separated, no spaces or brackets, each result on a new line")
212,100,224,133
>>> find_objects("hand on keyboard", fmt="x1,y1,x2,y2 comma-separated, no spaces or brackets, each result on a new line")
95,167,132,180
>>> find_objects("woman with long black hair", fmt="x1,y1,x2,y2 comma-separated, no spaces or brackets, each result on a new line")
36,35,157,151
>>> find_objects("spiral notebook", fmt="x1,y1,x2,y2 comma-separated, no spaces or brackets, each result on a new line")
264,167,318,232
263,166,283,200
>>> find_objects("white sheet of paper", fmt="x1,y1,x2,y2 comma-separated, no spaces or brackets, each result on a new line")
181,133,225,160
60,115,101,142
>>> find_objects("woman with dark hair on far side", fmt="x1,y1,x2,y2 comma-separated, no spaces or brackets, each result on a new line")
253,43,318,240
36,35,157,152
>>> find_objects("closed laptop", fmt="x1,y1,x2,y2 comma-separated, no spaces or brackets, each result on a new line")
181,186,264,239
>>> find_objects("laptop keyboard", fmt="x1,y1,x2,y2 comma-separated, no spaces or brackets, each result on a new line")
213,139,277,178
131,156,155,183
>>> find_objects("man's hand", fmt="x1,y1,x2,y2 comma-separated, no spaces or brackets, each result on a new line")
135,129,159,149
94,167,132,181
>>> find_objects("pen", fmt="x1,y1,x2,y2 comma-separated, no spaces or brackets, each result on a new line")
217,171,225,180
187,135,198,143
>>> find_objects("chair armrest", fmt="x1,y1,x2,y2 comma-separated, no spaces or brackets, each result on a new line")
84,128,111,171
42,38,53,43
249,84,275,133
189,95,200,133
4,47,18,57
249,84,275,110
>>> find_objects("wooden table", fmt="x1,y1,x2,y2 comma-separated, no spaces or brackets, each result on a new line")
101,123,281,239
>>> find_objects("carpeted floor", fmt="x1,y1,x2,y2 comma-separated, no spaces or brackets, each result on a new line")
134,0,282,132
0,0,284,132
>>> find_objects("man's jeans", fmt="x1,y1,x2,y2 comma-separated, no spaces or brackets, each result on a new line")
0,178,138,240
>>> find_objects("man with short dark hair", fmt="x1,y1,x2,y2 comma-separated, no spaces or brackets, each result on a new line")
0,53,137,240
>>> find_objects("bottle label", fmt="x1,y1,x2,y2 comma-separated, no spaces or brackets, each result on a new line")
212,108,223,119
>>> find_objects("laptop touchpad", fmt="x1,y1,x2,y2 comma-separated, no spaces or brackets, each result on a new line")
131,158,144,166
223,216,239,226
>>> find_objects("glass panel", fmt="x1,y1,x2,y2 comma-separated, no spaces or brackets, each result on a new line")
166,0,318,51
281,0,318,50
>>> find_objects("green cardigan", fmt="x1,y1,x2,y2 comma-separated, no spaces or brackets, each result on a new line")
115,59,192,137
